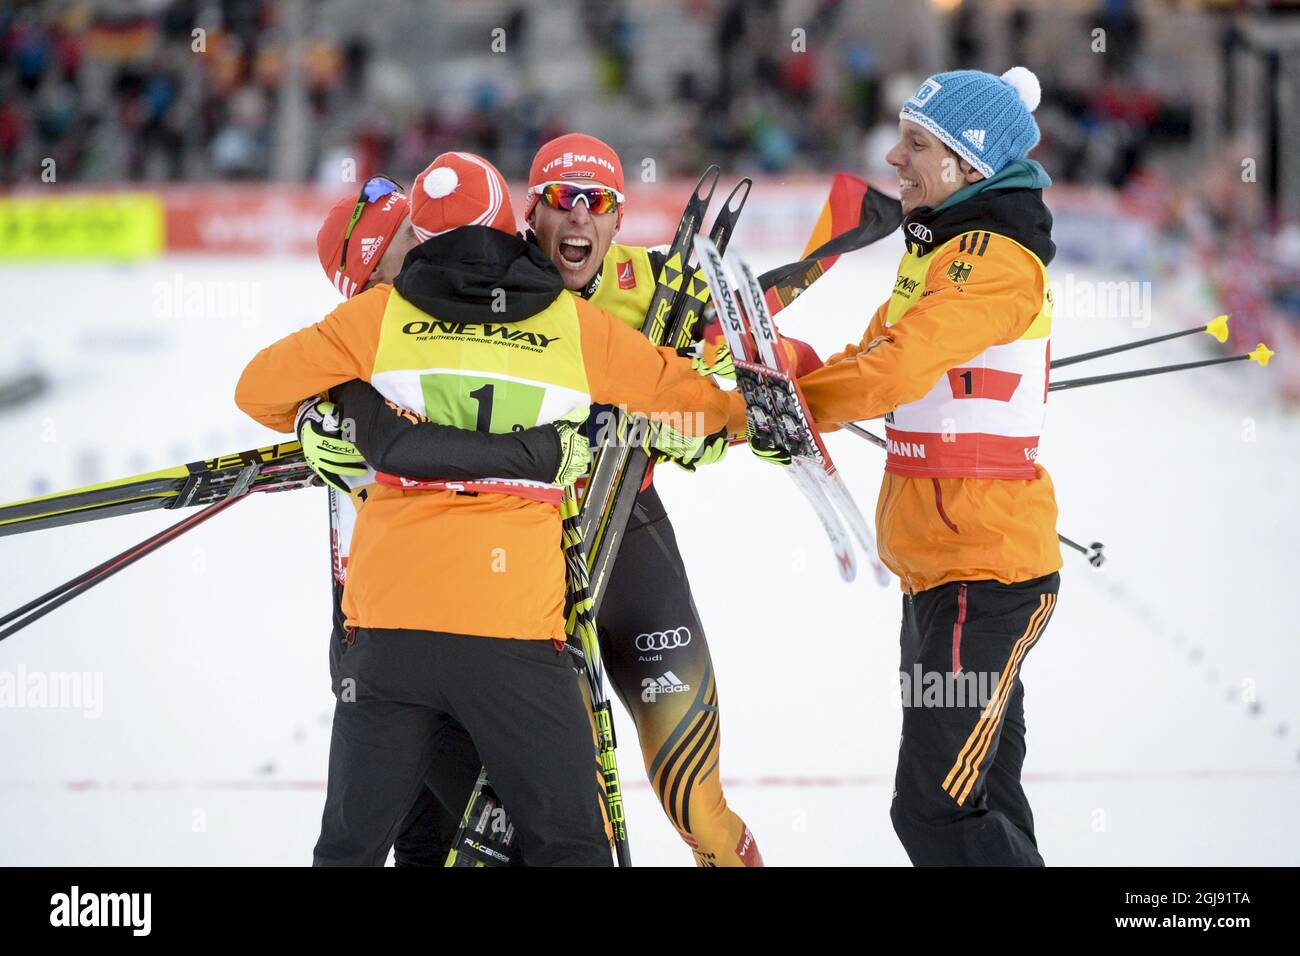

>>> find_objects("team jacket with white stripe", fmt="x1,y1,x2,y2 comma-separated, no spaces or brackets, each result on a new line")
236,226,738,639
800,160,1063,594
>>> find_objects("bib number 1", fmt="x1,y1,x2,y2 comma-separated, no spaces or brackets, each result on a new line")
468,383,494,432
422,373,547,433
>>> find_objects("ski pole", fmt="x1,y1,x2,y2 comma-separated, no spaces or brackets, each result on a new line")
1050,315,1230,369
0,505,221,629
0,495,245,642
837,422,1105,567
1049,343,1274,392
840,421,886,449
1058,534,1106,568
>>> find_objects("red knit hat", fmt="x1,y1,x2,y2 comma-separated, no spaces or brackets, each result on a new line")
526,132,625,221
410,151,516,241
316,178,409,298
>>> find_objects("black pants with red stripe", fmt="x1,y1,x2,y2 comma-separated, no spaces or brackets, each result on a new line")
890,572,1059,866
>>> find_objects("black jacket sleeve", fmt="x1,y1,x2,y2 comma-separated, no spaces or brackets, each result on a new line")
329,379,562,482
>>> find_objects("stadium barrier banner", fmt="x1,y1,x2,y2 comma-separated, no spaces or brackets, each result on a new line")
0,179,1134,261
0,193,164,260
162,186,332,256
0,180,842,259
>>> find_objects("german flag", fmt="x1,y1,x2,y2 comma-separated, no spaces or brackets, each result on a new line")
759,174,902,316
84,16,160,62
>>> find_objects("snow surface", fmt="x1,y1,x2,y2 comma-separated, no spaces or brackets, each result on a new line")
0,244,1297,866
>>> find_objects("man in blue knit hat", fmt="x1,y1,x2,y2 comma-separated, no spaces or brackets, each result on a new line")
799,67,1062,865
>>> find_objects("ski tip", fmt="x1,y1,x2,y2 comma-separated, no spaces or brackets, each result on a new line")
727,178,753,211
1248,343,1275,367
694,165,722,202
1205,314,1230,343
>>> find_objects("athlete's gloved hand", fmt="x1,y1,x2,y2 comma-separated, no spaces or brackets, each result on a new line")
663,428,729,473
546,406,593,486
295,399,367,493
643,419,730,473
690,339,736,381
746,420,791,467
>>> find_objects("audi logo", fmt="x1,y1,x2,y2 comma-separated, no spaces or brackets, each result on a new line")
635,627,692,651
907,222,933,242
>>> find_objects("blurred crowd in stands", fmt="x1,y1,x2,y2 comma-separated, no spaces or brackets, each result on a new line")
2,0,1199,190
0,0,1295,383
0,0,565,184
3,0,284,182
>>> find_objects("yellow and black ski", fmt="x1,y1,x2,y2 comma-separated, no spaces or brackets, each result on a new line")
579,170,753,618
0,442,313,538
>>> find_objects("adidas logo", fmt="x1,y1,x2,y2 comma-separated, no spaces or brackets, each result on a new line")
359,236,384,265
961,129,986,151
640,671,690,702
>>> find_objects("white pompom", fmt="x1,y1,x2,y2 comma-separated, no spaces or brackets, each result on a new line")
422,166,459,199
1001,66,1041,112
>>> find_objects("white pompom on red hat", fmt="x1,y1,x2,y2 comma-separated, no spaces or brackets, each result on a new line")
409,152,517,241
422,165,460,199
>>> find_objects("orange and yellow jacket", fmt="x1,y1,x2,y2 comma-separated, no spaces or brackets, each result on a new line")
800,166,1062,594
236,227,738,639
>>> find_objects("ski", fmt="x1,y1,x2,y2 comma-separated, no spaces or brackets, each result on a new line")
664,178,750,352
735,257,891,585
0,442,314,538
694,234,887,584
445,769,517,867
579,166,720,610
560,485,629,864
580,171,752,615
787,456,858,580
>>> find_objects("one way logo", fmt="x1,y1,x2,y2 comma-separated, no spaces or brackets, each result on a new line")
401,319,559,349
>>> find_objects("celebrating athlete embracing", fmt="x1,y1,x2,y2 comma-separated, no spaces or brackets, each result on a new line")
236,152,736,866
800,67,1062,866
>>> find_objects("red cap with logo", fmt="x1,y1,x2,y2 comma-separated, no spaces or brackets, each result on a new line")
410,151,517,241
526,132,625,221
316,179,409,299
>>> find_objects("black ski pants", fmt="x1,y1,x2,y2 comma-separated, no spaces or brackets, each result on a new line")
315,627,611,867
891,572,1059,866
